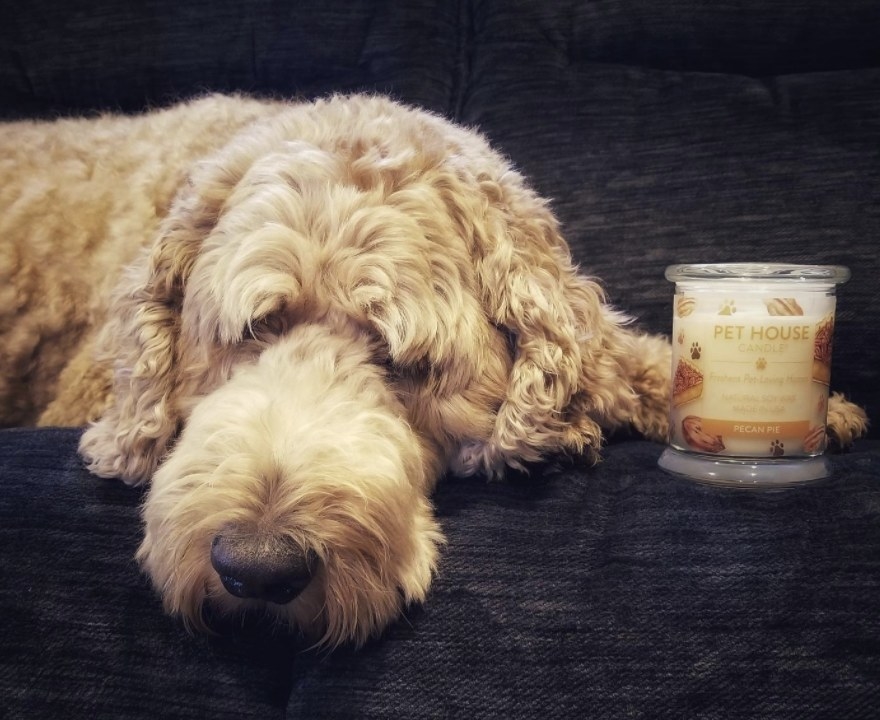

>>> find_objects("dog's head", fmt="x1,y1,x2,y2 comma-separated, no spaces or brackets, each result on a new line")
135,319,445,647
79,102,512,647
79,95,617,646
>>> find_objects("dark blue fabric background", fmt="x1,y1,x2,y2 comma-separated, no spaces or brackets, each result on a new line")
1,1,880,717
2,430,880,718
3,0,876,423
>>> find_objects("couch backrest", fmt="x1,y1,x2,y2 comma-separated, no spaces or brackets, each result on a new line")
2,0,878,430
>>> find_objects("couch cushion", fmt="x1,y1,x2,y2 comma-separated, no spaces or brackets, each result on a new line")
459,1,880,426
0,0,461,117
2,0,877,428
3,428,880,718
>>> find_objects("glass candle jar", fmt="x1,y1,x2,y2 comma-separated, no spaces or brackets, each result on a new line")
658,263,850,488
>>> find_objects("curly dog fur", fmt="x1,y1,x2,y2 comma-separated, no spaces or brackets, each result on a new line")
0,94,868,647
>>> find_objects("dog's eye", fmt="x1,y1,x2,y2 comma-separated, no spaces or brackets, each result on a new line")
244,313,287,342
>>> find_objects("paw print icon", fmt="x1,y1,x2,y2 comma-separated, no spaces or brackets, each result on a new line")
770,440,785,457
690,342,702,360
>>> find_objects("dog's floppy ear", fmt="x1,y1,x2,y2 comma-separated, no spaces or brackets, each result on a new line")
78,179,225,485
457,177,633,476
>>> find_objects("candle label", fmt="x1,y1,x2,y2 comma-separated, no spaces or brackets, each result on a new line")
669,290,835,458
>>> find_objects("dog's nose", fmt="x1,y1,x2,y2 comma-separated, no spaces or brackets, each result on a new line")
210,527,318,605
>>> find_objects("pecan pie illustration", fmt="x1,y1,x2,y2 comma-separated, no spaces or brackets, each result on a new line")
812,314,834,385
681,415,725,454
802,425,826,454
764,297,804,316
672,358,703,407
676,296,696,317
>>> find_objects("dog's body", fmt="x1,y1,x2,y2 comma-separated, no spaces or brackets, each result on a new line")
0,95,868,646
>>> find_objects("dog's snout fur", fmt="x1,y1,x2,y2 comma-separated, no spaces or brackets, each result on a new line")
1,93,867,647
133,322,444,646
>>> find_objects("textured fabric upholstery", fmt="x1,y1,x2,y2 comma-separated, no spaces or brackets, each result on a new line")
3,430,880,718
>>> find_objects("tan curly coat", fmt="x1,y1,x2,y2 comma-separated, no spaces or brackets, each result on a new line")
0,95,867,646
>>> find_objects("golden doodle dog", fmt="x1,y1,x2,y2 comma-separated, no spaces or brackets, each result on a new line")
0,94,868,647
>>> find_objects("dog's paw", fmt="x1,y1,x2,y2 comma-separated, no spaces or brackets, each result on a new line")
397,507,445,606
826,392,869,449
450,440,513,480
78,419,156,485
449,441,491,477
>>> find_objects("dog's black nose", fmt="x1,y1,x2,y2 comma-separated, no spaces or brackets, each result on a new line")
210,527,318,605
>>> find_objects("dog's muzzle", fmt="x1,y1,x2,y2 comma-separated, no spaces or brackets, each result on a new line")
210,525,318,605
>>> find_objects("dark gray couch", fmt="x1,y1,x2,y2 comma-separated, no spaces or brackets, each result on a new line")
2,2,879,718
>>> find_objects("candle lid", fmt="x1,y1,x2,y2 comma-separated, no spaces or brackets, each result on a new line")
666,263,850,285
